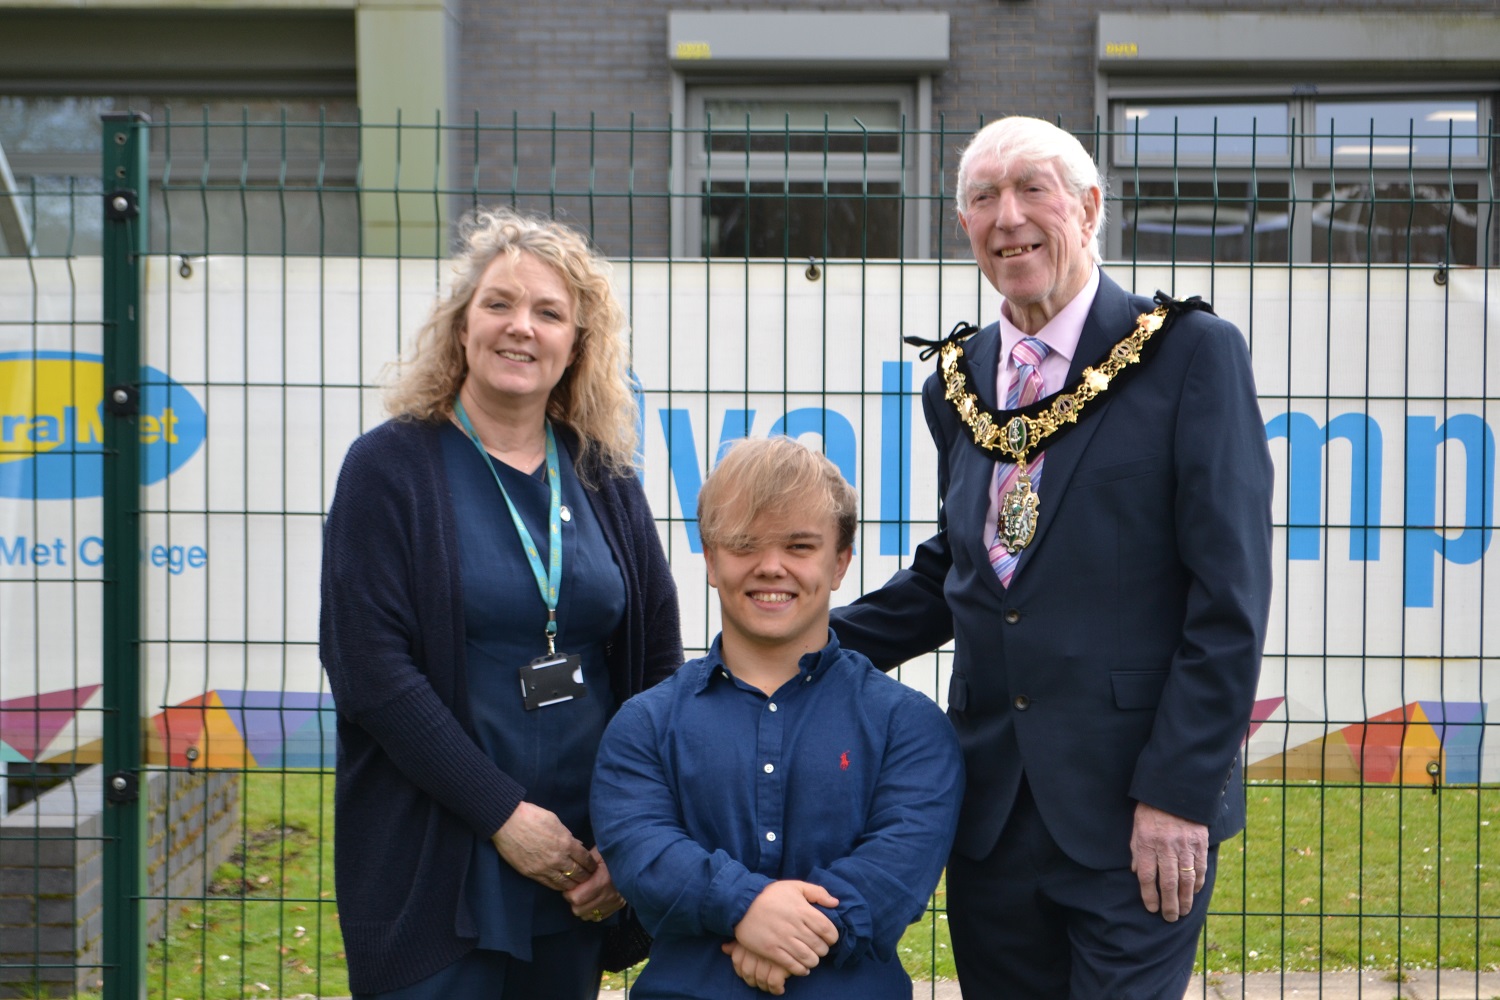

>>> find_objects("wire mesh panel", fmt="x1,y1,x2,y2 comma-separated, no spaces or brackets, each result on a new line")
0,110,1496,998
0,251,109,999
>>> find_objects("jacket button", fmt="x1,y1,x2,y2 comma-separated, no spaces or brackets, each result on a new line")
1013,695,1030,711
1004,609,1021,624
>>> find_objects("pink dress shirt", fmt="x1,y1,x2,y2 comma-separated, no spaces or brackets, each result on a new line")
982,266,1102,553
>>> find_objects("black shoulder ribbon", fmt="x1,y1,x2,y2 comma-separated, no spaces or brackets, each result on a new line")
911,290,1213,464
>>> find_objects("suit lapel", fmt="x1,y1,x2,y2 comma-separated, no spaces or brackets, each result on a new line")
965,324,1003,410
1012,273,1139,580
951,325,1010,599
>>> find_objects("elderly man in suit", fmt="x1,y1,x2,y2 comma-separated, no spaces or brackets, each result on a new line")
831,115,1273,998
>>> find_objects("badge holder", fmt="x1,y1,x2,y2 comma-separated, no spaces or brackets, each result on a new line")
520,652,586,710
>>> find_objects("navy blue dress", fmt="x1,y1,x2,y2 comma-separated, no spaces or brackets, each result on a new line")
362,424,625,998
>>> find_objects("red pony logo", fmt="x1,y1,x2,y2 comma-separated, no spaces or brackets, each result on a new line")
839,750,850,771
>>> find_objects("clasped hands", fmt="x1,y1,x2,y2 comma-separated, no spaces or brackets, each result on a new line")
721,880,841,996
491,801,626,922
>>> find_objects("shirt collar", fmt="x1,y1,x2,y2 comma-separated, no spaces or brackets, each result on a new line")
692,630,843,694
998,265,1100,371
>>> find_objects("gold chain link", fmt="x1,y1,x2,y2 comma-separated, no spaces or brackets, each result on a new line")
939,305,1169,465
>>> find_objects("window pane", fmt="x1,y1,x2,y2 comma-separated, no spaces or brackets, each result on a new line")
1118,103,1289,162
703,180,902,258
1311,182,1479,265
1116,180,1289,263
2,175,101,257
0,95,359,256
704,99,901,130
1313,99,1481,161
707,131,901,155
704,100,903,154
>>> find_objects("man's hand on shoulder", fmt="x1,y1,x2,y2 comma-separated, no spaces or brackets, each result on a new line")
1130,801,1208,922
731,880,841,983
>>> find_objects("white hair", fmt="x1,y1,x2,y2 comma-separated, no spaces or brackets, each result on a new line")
955,116,1107,263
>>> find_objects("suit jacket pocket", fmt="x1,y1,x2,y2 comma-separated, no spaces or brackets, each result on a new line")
1111,669,1169,710
948,672,969,713
1070,454,1166,490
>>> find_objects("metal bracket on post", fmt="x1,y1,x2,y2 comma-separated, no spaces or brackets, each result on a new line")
104,189,139,222
104,384,138,417
105,772,139,804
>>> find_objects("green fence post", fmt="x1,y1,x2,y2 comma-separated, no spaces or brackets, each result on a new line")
100,110,149,1000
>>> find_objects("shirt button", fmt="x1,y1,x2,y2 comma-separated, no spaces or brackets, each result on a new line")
763,763,774,773
768,703,777,712
1013,695,1031,711
1004,609,1021,624
766,831,776,842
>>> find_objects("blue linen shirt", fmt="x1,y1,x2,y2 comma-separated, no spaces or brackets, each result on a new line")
591,633,963,999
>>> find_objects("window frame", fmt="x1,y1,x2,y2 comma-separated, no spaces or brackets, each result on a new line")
1110,100,1295,169
678,82,926,260
1103,91,1495,265
1304,96,1489,170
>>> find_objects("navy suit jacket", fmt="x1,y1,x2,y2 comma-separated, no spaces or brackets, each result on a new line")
833,271,1273,869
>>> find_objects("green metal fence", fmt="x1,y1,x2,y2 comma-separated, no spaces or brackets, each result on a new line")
0,110,1496,999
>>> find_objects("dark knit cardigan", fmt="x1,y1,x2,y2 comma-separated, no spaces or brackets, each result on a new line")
319,418,683,993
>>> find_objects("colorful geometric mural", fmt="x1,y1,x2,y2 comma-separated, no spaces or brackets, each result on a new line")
149,690,337,768
7,686,335,768
0,686,1487,782
1249,696,1285,740
1,685,101,763
1246,700,1487,784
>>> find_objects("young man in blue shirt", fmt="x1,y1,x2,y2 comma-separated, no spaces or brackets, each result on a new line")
592,436,964,998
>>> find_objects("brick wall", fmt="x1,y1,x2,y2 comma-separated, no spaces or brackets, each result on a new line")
454,0,1498,259
0,766,240,998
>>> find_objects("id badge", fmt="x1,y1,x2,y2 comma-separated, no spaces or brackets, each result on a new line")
519,653,586,710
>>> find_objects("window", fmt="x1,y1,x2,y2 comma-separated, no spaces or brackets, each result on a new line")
1312,98,1483,164
1,95,359,257
1107,95,1492,266
666,11,947,260
1310,182,1481,266
686,87,918,259
1117,102,1291,165
1118,179,1290,264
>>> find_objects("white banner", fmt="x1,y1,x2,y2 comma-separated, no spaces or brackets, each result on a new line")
1,256,1495,784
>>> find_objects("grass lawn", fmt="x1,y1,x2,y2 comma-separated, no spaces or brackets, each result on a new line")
1204,782,1499,975
142,774,1496,997
147,770,344,1000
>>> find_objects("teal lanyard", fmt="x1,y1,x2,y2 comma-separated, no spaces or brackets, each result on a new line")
452,399,564,655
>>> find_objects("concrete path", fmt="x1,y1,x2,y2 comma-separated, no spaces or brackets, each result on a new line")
601,970,1500,998
1185,970,1500,999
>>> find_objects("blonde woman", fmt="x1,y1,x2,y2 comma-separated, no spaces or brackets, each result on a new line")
321,208,681,998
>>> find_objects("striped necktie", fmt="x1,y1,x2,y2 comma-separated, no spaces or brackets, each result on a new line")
988,336,1051,586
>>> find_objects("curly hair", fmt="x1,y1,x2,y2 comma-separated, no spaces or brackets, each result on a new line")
383,207,638,480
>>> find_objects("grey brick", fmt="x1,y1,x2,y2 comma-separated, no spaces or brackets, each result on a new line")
0,925,75,954
0,959,75,985
0,836,79,869
0,868,72,896
37,896,86,926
